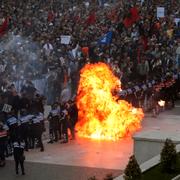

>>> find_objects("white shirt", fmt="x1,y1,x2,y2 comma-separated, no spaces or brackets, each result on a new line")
43,43,53,56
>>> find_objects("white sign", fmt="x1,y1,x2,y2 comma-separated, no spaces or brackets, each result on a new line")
174,18,180,25
157,7,165,18
60,35,71,45
84,2,90,8
2,104,12,113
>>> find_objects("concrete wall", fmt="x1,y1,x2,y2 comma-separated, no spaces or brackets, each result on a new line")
133,130,180,164
134,140,164,164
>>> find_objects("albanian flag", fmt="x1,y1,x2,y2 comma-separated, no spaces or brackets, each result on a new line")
123,7,140,28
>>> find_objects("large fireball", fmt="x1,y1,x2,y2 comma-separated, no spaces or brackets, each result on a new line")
76,62,144,140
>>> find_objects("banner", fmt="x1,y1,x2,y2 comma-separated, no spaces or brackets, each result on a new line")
60,35,71,45
157,7,165,18
2,104,12,113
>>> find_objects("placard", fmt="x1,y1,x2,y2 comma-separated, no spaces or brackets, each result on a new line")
174,18,180,25
2,104,12,113
157,7,165,18
60,35,71,45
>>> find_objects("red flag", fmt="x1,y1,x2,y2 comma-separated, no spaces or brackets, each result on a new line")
0,18,9,37
123,17,133,28
86,12,96,25
130,7,140,23
123,7,140,28
82,47,89,57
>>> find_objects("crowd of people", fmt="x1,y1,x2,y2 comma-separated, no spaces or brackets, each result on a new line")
0,0,179,101
0,0,180,174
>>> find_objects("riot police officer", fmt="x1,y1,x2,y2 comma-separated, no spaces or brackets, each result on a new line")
19,109,33,151
13,137,25,175
6,110,19,143
48,102,60,143
0,122,7,167
68,100,78,140
31,112,44,151
151,87,160,118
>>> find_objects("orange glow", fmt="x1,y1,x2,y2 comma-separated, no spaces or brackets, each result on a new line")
158,100,165,107
76,62,144,141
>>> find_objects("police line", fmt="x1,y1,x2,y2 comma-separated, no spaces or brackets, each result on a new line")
118,73,179,97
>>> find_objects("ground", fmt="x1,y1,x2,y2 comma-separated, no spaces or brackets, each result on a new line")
0,101,180,180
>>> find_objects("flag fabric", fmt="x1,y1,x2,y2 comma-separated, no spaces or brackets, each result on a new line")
0,18,9,37
98,31,113,45
130,7,140,22
123,17,133,28
123,7,140,28
86,12,96,25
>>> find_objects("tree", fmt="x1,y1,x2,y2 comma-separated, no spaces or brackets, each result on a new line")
124,155,142,180
160,138,177,172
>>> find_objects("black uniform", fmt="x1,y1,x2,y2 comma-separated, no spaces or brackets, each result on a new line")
68,103,78,140
48,108,60,142
6,116,19,144
151,89,160,117
19,115,33,151
60,109,69,143
31,113,44,151
0,125,7,166
13,141,25,175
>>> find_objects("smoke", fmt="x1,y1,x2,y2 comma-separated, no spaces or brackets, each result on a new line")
0,32,42,81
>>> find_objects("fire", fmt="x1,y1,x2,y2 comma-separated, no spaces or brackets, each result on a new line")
158,100,165,107
76,62,144,141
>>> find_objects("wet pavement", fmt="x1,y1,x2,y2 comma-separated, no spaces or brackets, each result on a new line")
0,101,179,180
0,161,122,180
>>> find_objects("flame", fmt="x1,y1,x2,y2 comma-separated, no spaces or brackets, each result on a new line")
76,62,144,141
158,100,165,107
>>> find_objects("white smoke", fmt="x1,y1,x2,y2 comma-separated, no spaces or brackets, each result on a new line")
0,32,42,81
